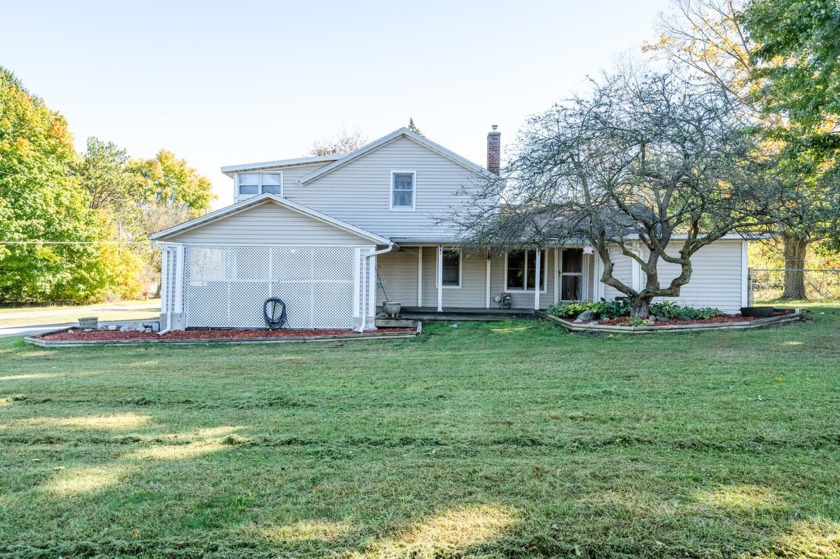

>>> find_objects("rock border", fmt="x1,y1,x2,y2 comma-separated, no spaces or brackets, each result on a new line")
24,322,422,348
535,310,803,334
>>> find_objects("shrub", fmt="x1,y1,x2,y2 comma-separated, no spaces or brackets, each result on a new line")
547,299,724,321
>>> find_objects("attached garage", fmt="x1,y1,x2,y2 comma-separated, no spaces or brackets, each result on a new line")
152,195,390,332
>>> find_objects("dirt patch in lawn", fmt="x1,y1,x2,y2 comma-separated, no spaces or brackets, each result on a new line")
39,327,417,342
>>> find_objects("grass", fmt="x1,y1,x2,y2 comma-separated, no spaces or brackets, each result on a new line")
0,304,838,558
0,299,160,328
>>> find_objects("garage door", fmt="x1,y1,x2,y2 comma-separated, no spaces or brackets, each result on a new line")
183,245,357,329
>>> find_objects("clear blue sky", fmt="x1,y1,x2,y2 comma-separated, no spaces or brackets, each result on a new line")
3,0,670,207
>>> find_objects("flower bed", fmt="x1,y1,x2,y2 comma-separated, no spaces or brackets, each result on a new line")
28,326,419,346
594,310,793,327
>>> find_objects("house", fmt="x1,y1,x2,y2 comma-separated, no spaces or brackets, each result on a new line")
151,127,750,331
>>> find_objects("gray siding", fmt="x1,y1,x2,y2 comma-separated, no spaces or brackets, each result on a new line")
283,137,481,240
170,201,375,246
602,246,634,300
376,249,420,306
647,241,744,313
597,240,745,313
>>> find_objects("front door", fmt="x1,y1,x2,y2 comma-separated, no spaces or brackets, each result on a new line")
559,248,584,301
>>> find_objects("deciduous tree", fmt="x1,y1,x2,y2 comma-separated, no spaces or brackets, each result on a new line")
457,68,778,317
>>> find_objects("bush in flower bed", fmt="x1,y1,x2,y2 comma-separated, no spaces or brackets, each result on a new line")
546,299,724,321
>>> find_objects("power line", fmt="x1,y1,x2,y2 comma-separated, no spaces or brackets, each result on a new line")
0,240,153,245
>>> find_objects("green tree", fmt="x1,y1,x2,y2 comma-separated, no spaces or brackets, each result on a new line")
408,118,423,136
130,149,214,219
647,0,840,299
745,0,840,135
0,67,119,303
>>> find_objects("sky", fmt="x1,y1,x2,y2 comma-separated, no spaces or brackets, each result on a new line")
2,0,672,207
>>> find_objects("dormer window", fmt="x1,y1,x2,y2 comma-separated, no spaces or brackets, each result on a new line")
390,171,415,210
238,173,283,196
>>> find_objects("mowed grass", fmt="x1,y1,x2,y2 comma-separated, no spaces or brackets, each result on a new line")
0,307,838,558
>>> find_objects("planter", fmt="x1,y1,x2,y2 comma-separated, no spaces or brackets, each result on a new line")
382,301,402,318
740,306,775,318
78,316,99,329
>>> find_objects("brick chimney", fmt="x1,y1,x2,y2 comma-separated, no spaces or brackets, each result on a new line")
486,125,501,175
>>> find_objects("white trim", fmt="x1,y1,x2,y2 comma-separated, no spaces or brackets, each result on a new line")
741,240,749,308
221,155,339,175
389,170,416,211
150,194,391,245
417,247,423,306
534,248,541,310
160,245,169,316
503,249,548,293
173,244,185,318
553,248,560,304
440,248,462,289
593,254,603,301
368,252,377,317
436,245,443,312
298,128,496,186
485,256,491,309
583,254,591,301
235,171,283,201
353,248,361,318
630,246,642,292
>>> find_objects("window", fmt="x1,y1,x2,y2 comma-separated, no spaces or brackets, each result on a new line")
441,249,461,287
391,171,415,210
560,248,584,300
238,173,283,196
506,249,547,291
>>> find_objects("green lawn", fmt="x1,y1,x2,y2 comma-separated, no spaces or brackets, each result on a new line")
1,307,838,558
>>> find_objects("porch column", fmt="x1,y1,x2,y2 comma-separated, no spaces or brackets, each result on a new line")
436,245,443,312
534,247,541,310
352,248,361,323
173,244,185,329
485,253,491,309
368,251,377,318
417,247,423,307
160,246,169,320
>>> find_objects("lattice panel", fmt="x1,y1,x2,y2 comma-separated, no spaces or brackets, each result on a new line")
184,245,357,329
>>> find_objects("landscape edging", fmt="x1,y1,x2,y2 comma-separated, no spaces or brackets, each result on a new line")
535,310,803,334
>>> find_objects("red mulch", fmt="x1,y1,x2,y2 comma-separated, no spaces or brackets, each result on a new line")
39,327,416,342
593,310,792,327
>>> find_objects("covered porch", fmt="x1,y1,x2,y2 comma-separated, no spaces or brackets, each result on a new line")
374,244,597,313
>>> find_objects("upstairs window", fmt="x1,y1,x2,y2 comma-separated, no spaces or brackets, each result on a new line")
391,171,415,210
238,173,283,196
506,249,547,291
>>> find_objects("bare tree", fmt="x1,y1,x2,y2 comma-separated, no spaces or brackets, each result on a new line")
456,68,779,317
310,128,366,156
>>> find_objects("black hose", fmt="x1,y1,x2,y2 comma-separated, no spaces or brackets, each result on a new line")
264,297,287,329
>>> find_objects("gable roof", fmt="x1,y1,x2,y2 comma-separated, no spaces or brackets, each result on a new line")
297,128,496,186
150,193,391,245
220,155,340,176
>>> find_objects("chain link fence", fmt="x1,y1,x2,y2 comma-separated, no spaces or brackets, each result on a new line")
750,268,840,302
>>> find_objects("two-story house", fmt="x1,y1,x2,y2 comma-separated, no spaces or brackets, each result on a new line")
151,127,750,331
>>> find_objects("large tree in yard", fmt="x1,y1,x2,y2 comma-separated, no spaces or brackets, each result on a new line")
646,0,840,299
457,69,778,318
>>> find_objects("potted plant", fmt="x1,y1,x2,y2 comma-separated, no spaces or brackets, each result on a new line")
78,316,99,329
382,301,402,318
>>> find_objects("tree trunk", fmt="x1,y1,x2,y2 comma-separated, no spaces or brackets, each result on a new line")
781,232,808,300
630,296,652,318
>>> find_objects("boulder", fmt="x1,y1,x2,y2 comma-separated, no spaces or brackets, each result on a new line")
107,325,118,331
574,310,596,323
